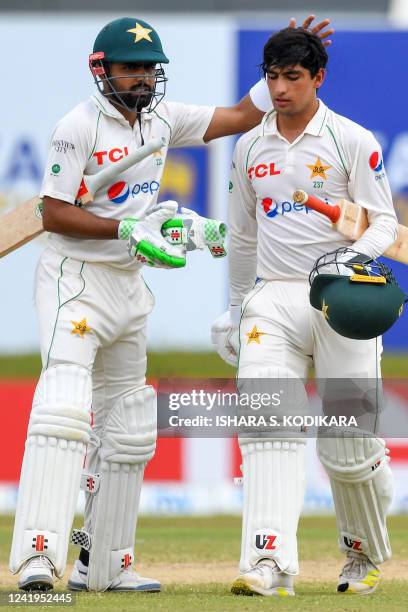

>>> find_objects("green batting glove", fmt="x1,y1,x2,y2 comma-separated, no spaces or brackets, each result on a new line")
161,210,227,257
118,217,139,241
133,239,186,268
160,218,188,246
119,206,186,269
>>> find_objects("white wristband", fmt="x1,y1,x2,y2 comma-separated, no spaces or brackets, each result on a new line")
249,79,273,113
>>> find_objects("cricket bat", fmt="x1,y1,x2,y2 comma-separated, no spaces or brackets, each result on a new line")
293,189,408,265
0,137,166,259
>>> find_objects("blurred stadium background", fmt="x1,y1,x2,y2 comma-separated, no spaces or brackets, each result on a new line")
1,1,408,521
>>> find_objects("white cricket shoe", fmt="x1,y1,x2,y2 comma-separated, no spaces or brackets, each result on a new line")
67,559,161,592
337,551,381,594
18,555,55,591
231,559,295,597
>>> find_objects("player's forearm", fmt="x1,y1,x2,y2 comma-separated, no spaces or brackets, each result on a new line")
42,197,120,239
229,94,266,135
204,96,264,142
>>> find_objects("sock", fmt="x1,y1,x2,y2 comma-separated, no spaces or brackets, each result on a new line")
79,548,89,567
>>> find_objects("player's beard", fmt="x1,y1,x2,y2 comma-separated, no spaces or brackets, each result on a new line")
113,84,154,112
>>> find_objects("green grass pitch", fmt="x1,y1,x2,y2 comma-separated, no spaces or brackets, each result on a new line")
0,353,407,609
0,351,407,378
0,516,407,610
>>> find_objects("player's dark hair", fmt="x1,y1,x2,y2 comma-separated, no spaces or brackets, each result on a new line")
261,28,328,77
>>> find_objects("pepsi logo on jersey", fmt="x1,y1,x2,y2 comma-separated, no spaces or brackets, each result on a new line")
369,151,383,172
248,162,281,180
261,197,313,218
107,179,160,204
369,151,385,181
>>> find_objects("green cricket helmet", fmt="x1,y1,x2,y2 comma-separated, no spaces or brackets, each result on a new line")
309,247,406,340
90,17,169,113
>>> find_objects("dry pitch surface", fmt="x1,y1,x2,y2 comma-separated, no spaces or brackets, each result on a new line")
0,515,407,611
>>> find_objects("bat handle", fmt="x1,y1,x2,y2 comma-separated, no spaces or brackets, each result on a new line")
293,189,341,223
76,137,166,204
91,137,165,191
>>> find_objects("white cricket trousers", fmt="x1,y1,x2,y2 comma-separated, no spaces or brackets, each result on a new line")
35,247,155,409
235,279,384,574
238,279,382,380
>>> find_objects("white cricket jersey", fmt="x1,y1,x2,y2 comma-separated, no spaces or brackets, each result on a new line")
40,91,215,268
229,99,398,303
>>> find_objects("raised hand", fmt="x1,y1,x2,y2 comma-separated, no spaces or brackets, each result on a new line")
288,14,334,47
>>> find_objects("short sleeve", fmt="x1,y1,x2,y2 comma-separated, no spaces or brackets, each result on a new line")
166,102,215,148
348,129,398,258
39,115,91,204
348,130,393,215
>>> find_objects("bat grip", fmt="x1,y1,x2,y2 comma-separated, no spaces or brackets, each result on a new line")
293,190,341,223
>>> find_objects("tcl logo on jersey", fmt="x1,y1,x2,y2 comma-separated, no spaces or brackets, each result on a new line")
93,147,129,166
107,179,160,204
261,197,312,218
248,163,281,180
255,532,277,551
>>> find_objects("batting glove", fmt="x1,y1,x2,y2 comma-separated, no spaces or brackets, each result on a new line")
118,201,186,269
211,305,241,367
161,207,227,258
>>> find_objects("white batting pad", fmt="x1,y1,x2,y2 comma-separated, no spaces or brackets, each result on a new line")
9,365,92,576
239,438,306,575
85,385,157,591
237,366,310,436
317,430,393,565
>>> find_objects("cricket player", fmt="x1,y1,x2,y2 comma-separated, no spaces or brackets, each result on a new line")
212,27,397,596
9,14,332,593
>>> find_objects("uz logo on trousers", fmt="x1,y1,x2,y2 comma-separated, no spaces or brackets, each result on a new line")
255,534,277,550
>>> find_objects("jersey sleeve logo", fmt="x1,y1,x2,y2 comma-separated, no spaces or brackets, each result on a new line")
369,151,383,172
369,151,385,181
